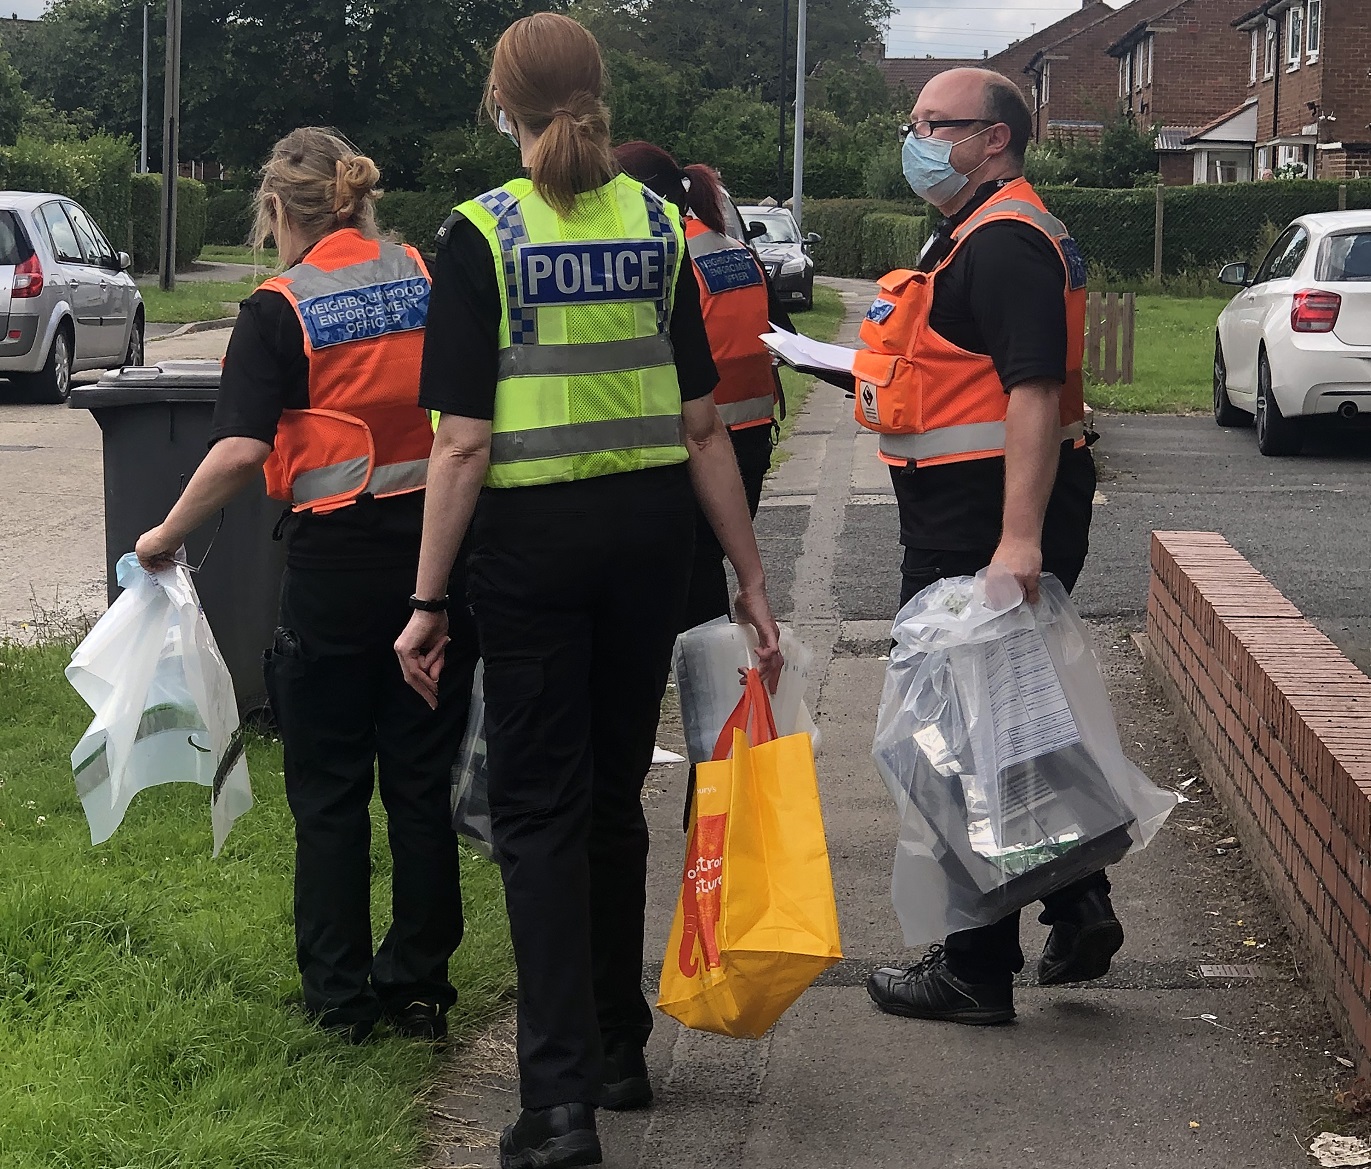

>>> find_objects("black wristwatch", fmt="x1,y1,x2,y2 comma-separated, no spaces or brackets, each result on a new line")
408,594,449,613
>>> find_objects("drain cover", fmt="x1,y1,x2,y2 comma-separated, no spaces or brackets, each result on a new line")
1199,964,1264,979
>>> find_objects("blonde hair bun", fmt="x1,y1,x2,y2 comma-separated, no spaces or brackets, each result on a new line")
251,126,383,255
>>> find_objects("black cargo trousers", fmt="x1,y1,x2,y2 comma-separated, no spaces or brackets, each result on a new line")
264,561,478,1029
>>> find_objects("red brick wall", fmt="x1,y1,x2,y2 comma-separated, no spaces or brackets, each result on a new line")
1158,152,1192,185
1142,0,1254,128
1322,0,1371,169
1147,531,1371,1068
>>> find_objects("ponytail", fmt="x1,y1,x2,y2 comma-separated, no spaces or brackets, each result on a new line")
682,164,727,236
487,13,617,215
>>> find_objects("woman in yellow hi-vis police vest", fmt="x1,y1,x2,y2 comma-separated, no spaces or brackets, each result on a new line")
133,128,477,1047
393,14,782,1169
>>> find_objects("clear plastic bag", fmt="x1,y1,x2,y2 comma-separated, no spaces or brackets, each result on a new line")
450,661,493,858
66,554,254,856
673,620,819,764
872,569,1176,946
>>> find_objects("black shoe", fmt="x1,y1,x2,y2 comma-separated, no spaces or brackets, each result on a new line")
316,1016,375,1045
1037,887,1125,986
384,1000,448,1044
600,1042,652,1111
866,945,1015,1025
499,1104,601,1169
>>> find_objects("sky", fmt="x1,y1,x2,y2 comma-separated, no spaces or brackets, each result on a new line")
886,0,1125,59
2,0,46,18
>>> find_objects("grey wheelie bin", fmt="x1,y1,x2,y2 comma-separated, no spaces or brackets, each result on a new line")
69,360,286,718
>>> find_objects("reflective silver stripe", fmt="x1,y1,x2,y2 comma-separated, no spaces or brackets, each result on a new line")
73,704,207,798
878,420,1084,462
497,334,675,379
276,243,426,300
366,458,428,496
491,414,685,464
292,456,369,503
687,229,744,259
717,395,776,427
290,455,429,504
956,199,1068,241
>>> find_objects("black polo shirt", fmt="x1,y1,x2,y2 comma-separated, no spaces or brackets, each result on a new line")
889,179,1095,557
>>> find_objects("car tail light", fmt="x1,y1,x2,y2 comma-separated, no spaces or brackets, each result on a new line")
1291,288,1341,333
11,253,43,298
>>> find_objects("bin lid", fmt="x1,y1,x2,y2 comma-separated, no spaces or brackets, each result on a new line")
69,360,222,408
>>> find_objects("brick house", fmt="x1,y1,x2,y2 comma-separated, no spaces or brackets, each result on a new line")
862,41,982,107
1235,0,1371,180
1105,0,1257,184
1011,0,1180,144
983,0,1116,108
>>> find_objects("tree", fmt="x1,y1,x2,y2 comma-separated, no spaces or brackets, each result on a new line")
809,60,892,126
676,88,780,198
0,47,25,146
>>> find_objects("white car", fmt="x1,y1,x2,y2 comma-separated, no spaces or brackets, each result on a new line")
0,191,144,404
1214,211,1371,455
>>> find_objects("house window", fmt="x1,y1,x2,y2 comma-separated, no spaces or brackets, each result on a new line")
1249,28,1259,83
1134,42,1144,91
1286,6,1303,68
1041,62,1051,105
1307,0,1321,57
1145,35,1154,87
1118,56,1127,98
1278,143,1309,175
1257,146,1272,176
1264,19,1278,78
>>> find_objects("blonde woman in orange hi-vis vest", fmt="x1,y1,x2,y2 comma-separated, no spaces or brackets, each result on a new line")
135,127,477,1048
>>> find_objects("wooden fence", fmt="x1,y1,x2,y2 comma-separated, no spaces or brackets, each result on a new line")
1085,291,1136,385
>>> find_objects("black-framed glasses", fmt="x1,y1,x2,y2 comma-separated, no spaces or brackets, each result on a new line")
899,119,990,142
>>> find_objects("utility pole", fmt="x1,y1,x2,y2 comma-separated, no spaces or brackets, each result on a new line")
158,0,181,292
139,4,149,173
791,0,807,228
777,0,789,202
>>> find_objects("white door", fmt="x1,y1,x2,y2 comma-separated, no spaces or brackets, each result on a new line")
37,201,104,361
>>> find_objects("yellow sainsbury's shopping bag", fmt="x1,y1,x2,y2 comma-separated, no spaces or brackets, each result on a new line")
658,670,842,1038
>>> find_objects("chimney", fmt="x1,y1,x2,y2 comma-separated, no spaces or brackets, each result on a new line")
860,38,885,63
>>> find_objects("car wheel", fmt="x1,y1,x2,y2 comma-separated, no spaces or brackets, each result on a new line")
1255,350,1303,456
14,324,74,405
1212,335,1250,427
123,313,145,368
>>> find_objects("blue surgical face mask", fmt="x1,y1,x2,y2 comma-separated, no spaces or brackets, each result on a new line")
497,108,519,149
901,125,992,205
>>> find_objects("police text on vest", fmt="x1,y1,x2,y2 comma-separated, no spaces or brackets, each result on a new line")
516,240,670,308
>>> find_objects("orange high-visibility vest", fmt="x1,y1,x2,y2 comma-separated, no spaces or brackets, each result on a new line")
259,228,434,514
685,218,777,431
852,178,1086,468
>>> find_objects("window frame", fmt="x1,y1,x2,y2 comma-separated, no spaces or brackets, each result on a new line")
1264,19,1278,78
1249,27,1260,83
1306,0,1321,59
63,201,118,269
1144,35,1153,87
38,200,84,265
1317,230,1371,282
1041,61,1051,105
1254,224,1310,284
1286,6,1303,70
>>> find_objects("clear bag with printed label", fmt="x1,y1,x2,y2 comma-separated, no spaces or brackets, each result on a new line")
872,569,1176,946
66,554,253,856
673,620,819,765
450,661,493,859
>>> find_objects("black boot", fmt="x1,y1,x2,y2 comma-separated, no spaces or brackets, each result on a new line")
1037,886,1124,986
866,945,1015,1025
600,1041,652,1111
499,1104,601,1169
384,1000,448,1044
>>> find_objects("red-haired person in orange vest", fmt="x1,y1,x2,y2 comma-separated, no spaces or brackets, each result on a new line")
136,128,476,1047
857,71,1112,1026
615,143,795,630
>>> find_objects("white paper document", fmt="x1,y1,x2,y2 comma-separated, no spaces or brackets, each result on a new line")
984,627,1081,771
760,329,861,375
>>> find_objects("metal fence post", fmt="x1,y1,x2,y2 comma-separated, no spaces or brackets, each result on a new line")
1153,184,1164,285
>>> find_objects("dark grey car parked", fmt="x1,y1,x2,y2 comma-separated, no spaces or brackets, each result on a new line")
737,206,820,311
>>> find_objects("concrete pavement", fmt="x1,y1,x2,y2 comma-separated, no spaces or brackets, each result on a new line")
424,279,1368,1168
0,326,230,639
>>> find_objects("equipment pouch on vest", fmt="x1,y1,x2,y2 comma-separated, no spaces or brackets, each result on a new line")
852,350,916,433
860,269,926,357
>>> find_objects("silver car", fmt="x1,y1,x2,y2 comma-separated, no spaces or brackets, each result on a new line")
0,192,144,403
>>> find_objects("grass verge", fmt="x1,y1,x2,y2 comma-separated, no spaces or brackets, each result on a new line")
0,639,513,1168
139,277,261,324
197,246,278,266
1087,295,1228,414
778,284,846,446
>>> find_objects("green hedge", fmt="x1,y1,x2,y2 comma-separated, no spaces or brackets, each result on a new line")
205,187,254,246
129,173,208,271
802,198,926,278
859,213,928,279
1038,179,1371,277
0,135,133,247
376,190,455,252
